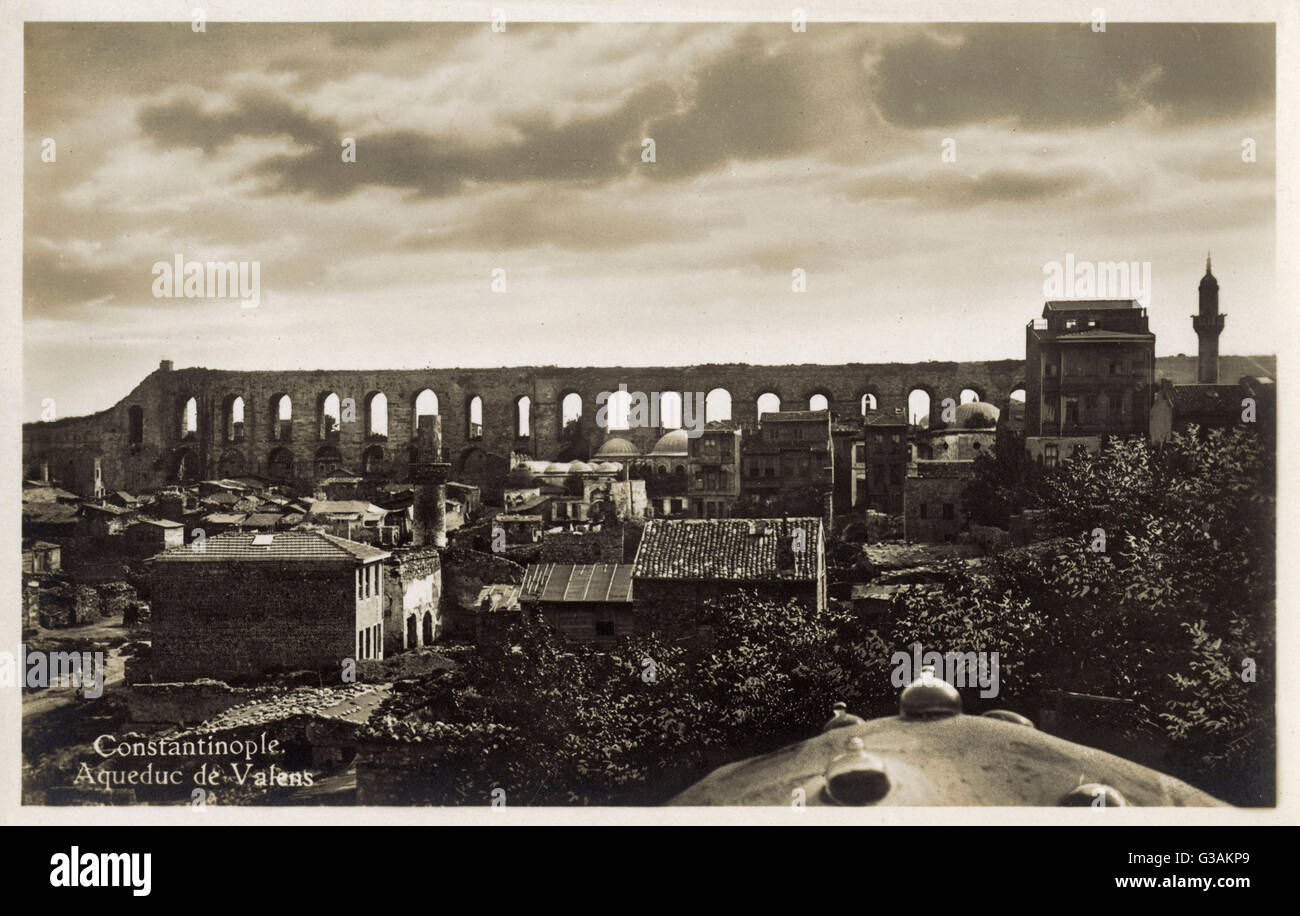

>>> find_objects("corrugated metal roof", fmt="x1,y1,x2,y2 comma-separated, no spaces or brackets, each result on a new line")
152,530,389,563
521,563,635,603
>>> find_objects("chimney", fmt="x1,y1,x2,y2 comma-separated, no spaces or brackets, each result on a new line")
775,525,796,574
159,359,173,372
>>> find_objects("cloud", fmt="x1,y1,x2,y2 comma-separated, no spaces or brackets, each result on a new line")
843,166,1100,209
870,24,1274,129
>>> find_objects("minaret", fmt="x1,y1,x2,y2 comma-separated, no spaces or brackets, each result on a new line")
1192,252,1224,384
409,414,451,548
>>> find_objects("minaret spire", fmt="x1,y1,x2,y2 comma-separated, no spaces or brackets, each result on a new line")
1193,251,1224,384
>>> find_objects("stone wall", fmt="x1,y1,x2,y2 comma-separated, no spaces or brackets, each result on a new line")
23,359,1026,499
150,561,363,680
383,548,442,652
439,546,524,637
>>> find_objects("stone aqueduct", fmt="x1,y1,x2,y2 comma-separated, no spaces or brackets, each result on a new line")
23,359,1027,497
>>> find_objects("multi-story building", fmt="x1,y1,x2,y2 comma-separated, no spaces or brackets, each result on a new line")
688,421,742,518
148,530,390,680
740,409,834,518
861,411,909,513
1025,299,1155,467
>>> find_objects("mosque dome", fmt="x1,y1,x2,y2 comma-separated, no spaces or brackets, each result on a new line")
955,401,1000,429
543,462,570,475
594,437,639,458
595,461,623,473
567,460,595,474
648,428,690,457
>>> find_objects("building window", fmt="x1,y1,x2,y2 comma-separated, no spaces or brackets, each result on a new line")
468,396,484,440
942,503,955,520
1044,443,1059,469
1109,361,1121,375
1084,394,1097,412
128,405,144,444
1064,398,1079,425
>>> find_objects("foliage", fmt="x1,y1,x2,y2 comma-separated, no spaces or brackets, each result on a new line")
961,427,1044,527
891,427,1275,804
363,592,894,805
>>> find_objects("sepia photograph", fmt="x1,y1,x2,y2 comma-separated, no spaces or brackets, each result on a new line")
4,1,1294,864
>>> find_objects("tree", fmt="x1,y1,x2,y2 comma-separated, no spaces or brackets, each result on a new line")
889,427,1275,804
362,592,894,805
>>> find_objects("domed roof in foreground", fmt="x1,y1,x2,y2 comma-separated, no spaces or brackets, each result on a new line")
648,428,690,456
566,460,595,474
955,401,1000,429
543,462,570,475
594,437,639,458
595,461,623,473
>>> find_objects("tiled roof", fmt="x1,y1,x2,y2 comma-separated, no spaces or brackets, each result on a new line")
865,413,909,427
520,563,635,603
153,530,389,563
242,512,285,528
1170,383,1244,416
632,518,822,581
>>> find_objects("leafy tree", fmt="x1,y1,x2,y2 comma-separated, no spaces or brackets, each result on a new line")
363,592,894,805
890,427,1275,804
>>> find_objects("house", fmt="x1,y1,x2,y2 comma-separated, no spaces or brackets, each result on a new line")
1025,299,1155,464
22,540,62,574
519,563,636,643
861,411,909,514
631,517,827,638
904,460,974,543
126,517,185,556
77,502,136,539
306,500,389,543
741,410,834,519
148,530,390,680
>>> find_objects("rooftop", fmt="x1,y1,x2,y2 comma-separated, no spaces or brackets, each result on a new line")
152,530,390,563
632,517,822,581
520,563,635,603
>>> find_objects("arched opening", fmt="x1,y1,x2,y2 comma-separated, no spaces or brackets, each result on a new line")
658,391,683,430
271,394,292,441
561,392,582,427
406,614,418,649
366,392,388,438
314,445,343,478
515,396,531,438
224,395,246,442
960,388,981,405
319,392,341,440
757,392,781,419
705,388,732,423
1010,387,1027,403
361,445,386,477
413,389,439,436
603,388,631,431
808,393,830,412
128,405,144,444
467,396,483,440
268,447,294,482
180,397,198,440
860,393,878,415
908,388,932,428
422,611,434,645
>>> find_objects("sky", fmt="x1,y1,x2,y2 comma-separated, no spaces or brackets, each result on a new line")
23,21,1276,420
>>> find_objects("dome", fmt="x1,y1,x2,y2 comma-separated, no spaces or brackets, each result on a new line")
543,462,569,475
955,401,1000,429
648,428,690,457
567,460,595,474
594,437,639,458
524,460,550,475
596,461,623,473
505,466,537,486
